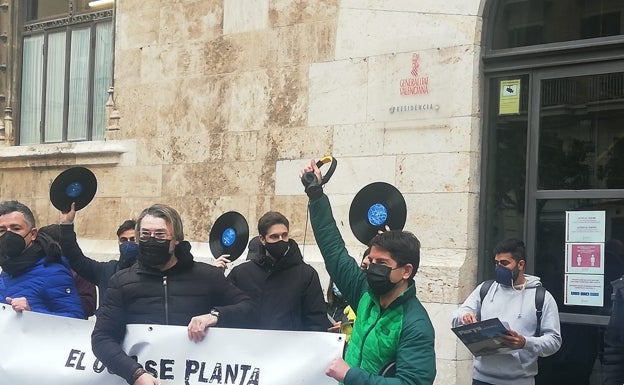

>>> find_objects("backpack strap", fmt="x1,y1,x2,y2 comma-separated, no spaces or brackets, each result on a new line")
478,280,495,321
534,285,546,337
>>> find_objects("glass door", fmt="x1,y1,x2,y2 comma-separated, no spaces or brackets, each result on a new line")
527,63,624,385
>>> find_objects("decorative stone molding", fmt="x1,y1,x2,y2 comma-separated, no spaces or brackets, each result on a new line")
23,10,112,32
106,86,120,131
0,139,135,169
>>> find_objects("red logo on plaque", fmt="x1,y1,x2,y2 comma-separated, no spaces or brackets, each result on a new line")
400,53,429,96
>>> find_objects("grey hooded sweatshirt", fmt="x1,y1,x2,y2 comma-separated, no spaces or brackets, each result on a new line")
452,275,562,385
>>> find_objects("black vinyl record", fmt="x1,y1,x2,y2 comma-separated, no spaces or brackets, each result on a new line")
209,211,249,262
349,182,407,245
50,167,98,212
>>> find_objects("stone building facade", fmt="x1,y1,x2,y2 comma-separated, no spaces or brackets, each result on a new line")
3,1,624,384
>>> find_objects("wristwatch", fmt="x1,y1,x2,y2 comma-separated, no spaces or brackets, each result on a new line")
210,309,220,323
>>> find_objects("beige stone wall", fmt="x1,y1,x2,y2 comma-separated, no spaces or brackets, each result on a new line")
0,1,488,384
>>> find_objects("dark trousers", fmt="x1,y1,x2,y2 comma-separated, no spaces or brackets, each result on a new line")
473,380,494,385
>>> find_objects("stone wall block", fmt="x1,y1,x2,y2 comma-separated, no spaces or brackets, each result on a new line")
402,192,477,250
333,122,385,157
384,116,479,155
308,59,368,126
397,152,473,194
228,70,269,132
158,2,222,44
269,0,339,26
222,131,259,162
266,66,309,129
116,10,160,50
140,45,178,84
418,264,462,304
335,9,478,59
339,0,480,16
177,43,209,79
260,125,333,169
223,0,270,34
269,22,337,65
114,48,142,85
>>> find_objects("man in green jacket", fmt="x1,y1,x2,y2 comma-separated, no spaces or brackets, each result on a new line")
300,160,436,385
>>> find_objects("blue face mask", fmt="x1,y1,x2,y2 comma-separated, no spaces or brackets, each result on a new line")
119,241,139,269
495,264,519,286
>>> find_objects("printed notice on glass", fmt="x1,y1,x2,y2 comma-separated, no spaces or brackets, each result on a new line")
565,243,604,274
565,211,606,243
564,274,604,306
499,79,521,115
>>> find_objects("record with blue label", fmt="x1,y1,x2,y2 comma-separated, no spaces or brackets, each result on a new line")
50,167,98,212
209,211,249,262
349,182,407,245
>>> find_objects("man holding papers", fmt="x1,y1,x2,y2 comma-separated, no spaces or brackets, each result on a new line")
452,238,561,385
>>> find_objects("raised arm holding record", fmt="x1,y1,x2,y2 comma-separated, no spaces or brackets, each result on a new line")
209,211,249,263
50,167,97,213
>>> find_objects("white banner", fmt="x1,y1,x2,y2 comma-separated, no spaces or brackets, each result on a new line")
0,306,344,385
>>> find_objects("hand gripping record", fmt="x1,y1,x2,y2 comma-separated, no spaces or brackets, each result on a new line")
301,156,337,197
209,211,249,262
50,167,98,212
349,182,407,245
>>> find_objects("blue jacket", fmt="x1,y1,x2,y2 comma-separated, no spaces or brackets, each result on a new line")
0,257,84,319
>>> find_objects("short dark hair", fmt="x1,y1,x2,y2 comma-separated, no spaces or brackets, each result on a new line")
117,219,136,237
257,211,289,236
370,230,420,279
0,200,36,228
361,246,371,263
493,238,526,264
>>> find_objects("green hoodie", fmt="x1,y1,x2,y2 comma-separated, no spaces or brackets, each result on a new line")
309,194,436,385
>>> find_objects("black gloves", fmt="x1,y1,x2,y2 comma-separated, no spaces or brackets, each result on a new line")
301,171,323,200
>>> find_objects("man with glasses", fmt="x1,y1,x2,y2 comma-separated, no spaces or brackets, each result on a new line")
299,160,436,385
452,238,561,385
91,203,253,385
0,200,84,318
226,211,328,331
58,202,138,308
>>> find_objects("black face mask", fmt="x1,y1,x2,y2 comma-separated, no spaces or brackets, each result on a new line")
366,263,400,296
138,238,172,269
264,240,290,260
0,231,28,266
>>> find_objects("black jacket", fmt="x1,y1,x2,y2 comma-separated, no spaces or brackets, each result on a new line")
91,241,253,384
227,239,328,331
59,223,120,306
604,276,624,385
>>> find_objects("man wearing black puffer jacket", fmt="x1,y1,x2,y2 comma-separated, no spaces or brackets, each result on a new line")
91,204,253,385
227,211,328,332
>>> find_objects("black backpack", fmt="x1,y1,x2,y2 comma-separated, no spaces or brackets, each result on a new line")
479,279,546,337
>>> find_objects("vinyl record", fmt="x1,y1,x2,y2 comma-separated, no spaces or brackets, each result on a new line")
50,167,98,212
349,182,407,245
209,211,249,262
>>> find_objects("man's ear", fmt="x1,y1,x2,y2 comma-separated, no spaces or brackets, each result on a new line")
518,259,526,271
402,264,414,280
29,228,38,243
258,235,266,245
